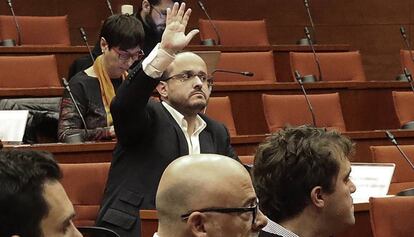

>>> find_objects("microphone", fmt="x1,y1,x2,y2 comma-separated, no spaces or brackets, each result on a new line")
397,26,414,81
106,0,114,15
6,0,21,46
212,69,254,77
297,0,317,45
62,78,89,143
304,27,322,82
384,130,414,196
79,27,95,63
198,1,221,45
294,70,317,127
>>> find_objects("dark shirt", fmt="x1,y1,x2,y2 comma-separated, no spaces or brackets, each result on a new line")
58,71,122,142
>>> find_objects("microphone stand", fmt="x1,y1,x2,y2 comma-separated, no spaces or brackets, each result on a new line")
295,70,317,127
403,68,414,93
384,130,414,196
198,1,221,45
297,0,317,45
62,78,89,143
7,0,21,46
79,27,95,63
213,69,254,77
397,26,414,81
303,27,322,82
106,0,114,15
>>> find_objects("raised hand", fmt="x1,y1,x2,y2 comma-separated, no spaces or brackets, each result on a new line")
160,2,199,54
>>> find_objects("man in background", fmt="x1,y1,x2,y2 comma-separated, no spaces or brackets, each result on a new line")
253,126,357,237
156,154,267,237
0,150,82,237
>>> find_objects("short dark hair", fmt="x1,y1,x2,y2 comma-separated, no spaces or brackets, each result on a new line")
253,126,354,223
100,14,145,50
0,150,61,237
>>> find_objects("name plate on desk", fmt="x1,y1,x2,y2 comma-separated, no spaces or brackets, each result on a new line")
0,110,28,143
350,162,395,204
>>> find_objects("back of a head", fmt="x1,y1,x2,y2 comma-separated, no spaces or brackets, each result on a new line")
0,150,61,237
252,125,354,223
156,154,247,232
100,14,145,50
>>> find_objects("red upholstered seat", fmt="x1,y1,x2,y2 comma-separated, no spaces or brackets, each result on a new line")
369,196,414,237
289,51,366,82
60,162,110,226
0,15,70,46
199,19,269,46
392,91,414,128
370,145,414,195
262,93,346,132
205,96,237,136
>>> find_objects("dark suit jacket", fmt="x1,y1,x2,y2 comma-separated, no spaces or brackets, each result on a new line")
96,68,238,237
260,231,283,237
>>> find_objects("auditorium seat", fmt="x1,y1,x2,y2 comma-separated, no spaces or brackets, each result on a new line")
198,19,269,46
392,91,414,129
205,96,237,136
213,51,276,83
0,55,61,90
262,93,346,132
0,15,70,46
289,51,366,82
60,162,110,226
369,196,414,237
370,145,414,195
239,155,254,166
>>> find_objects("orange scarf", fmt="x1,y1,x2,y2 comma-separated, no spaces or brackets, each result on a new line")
93,55,127,126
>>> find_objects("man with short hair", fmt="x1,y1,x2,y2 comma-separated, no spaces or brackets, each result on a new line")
68,0,182,79
156,154,267,237
253,126,357,237
0,150,82,237
96,3,238,237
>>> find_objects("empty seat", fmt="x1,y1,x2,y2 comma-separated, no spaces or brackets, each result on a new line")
0,15,70,46
369,196,414,237
205,96,237,136
262,93,346,132
392,91,414,129
289,51,366,82
60,162,110,226
213,51,276,83
0,55,61,89
199,19,269,46
370,145,414,195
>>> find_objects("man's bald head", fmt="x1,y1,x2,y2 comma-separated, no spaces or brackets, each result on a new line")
156,154,248,227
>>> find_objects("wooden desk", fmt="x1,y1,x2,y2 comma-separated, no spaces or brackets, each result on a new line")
140,203,372,237
212,81,410,134
0,44,349,82
4,130,414,163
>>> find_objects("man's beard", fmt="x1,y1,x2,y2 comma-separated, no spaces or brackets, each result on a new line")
144,14,165,39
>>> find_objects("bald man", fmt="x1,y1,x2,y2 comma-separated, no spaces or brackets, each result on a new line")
156,154,268,237
96,3,238,237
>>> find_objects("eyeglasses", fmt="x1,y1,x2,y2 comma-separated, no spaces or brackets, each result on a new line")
112,47,145,62
180,199,259,225
166,71,214,88
151,5,168,19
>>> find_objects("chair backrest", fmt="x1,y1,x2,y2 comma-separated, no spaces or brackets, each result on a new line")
392,91,414,128
239,155,254,166
199,19,270,46
289,51,366,82
205,96,237,136
214,51,276,83
370,145,414,194
262,93,346,132
369,196,414,237
0,55,61,89
400,50,414,73
0,15,70,46
60,162,111,226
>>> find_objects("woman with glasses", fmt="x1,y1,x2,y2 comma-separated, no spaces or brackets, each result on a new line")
58,14,145,142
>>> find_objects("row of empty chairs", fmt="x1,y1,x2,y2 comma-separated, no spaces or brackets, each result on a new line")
206,91,414,135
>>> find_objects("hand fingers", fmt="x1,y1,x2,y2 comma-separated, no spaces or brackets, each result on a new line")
176,2,186,19
185,29,200,43
181,8,192,28
166,2,179,24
